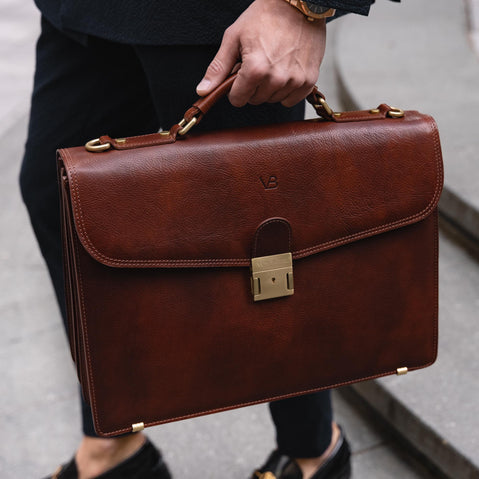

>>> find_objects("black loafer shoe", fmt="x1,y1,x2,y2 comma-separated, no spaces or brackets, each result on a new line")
44,438,172,479
251,427,351,479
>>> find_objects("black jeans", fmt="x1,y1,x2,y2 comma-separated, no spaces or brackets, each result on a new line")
20,17,332,458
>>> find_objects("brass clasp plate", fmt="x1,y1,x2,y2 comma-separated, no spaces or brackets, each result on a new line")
251,252,294,302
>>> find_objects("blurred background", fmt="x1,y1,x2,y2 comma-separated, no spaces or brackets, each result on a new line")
1,0,478,477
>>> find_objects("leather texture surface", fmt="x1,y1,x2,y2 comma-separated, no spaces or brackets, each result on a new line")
58,90,443,437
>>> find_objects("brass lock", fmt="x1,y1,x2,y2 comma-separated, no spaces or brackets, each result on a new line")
251,252,294,302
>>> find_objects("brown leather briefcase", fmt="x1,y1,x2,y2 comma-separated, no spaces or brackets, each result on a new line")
57,75,443,437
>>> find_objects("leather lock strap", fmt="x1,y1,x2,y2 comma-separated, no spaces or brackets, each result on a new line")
85,72,404,152
251,218,294,302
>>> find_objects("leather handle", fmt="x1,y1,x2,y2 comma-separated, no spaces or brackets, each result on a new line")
91,73,401,152
185,73,238,124
93,74,239,151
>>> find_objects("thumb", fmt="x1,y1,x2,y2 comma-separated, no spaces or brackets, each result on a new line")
196,31,240,96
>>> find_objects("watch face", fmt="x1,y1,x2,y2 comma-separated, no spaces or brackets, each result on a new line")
304,3,331,15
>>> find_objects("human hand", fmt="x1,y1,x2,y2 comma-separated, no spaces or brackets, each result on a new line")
196,0,326,108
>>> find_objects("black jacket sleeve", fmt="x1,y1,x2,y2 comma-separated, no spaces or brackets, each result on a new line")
306,0,400,16
35,0,401,46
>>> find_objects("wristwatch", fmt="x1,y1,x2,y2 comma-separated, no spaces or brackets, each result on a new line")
283,0,336,22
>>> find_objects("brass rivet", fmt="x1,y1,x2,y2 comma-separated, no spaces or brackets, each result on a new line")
396,367,408,376
132,422,145,433
369,108,380,114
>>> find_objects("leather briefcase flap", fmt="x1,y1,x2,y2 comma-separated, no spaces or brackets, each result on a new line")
61,114,442,269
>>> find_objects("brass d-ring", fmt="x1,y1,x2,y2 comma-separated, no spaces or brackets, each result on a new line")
313,96,335,117
387,108,405,119
85,138,111,152
178,117,198,136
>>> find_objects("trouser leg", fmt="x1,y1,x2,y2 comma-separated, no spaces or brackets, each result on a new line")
269,392,332,457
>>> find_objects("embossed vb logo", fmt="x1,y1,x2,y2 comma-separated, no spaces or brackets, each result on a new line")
260,175,278,190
